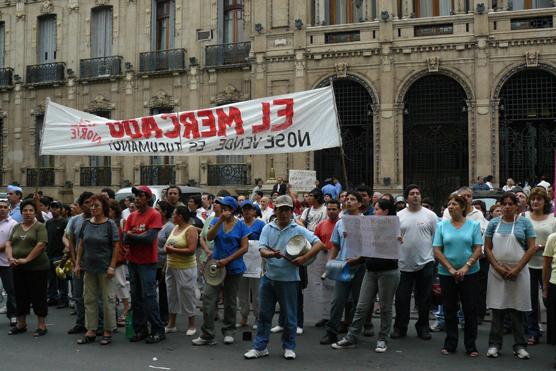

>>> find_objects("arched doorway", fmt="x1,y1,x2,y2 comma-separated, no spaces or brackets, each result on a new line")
403,74,468,210
499,68,556,185
314,78,374,189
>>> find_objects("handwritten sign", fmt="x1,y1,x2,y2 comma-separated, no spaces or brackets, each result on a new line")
342,215,401,260
288,170,317,192
243,240,263,278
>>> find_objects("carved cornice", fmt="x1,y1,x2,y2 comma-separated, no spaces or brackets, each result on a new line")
86,95,114,113
210,84,241,106
149,90,175,110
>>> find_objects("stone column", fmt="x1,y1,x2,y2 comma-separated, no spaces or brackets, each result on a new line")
455,0,466,13
402,0,414,18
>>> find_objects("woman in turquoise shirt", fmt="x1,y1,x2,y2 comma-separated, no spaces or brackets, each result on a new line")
433,194,483,357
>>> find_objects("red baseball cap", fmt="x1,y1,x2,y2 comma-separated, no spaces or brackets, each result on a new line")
131,186,153,199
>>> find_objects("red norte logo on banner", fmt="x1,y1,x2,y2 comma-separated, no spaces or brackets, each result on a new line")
70,119,102,144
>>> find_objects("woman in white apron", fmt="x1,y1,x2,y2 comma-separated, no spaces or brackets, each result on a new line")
484,192,536,360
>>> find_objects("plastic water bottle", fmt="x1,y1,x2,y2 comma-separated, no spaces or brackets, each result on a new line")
125,311,134,340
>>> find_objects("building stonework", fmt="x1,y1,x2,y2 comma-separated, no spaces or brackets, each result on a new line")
0,0,554,203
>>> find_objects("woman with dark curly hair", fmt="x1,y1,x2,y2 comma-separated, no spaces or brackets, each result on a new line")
6,199,49,337
74,194,120,345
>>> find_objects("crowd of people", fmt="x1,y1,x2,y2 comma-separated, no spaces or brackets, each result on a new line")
0,177,555,365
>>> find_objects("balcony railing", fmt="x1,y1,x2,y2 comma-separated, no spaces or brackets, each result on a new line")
26,62,65,85
205,42,251,68
139,49,186,74
26,168,55,187
80,56,123,80
207,164,249,186
80,167,112,187
0,68,13,88
140,165,175,185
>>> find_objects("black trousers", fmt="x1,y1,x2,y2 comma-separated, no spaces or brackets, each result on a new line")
439,273,478,353
477,257,489,319
0,266,16,318
156,267,168,323
13,268,48,317
394,261,434,333
547,283,556,345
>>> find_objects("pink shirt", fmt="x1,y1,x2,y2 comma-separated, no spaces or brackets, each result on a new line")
0,216,18,266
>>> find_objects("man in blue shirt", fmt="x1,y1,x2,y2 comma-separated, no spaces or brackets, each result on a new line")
244,195,323,361
320,191,367,345
6,185,22,223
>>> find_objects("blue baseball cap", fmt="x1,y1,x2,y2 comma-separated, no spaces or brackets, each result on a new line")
240,200,262,217
215,196,238,211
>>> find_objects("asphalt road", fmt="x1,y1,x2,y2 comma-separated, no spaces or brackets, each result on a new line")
0,303,554,371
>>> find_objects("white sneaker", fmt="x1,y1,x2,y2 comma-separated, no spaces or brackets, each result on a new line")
331,338,356,350
244,348,269,359
430,321,444,332
284,348,296,360
375,340,387,353
270,325,283,333
165,326,177,333
223,335,234,344
486,346,499,358
514,347,530,360
192,336,216,346
185,328,197,336
296,327,303,335
0,306,6,314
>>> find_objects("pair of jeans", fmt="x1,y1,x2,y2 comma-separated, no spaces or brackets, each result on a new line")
325,265,365,335
72,272,85,328
394,261,434,334
439,273,478,353
0,266,16,318
278,283,304,328
129,263,164,336
253,276,298,351
489,308,527,351
48,257,68,303
83,271,116,332
345,269,400,342
200,274,241,340
527,267,542,339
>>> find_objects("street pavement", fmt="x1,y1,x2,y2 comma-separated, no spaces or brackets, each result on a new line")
0,302,554,371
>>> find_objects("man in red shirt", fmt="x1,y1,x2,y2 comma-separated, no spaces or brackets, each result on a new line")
310,200,341,327
124,186,164,344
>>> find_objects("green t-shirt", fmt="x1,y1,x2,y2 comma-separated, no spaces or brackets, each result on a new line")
10,222,49,271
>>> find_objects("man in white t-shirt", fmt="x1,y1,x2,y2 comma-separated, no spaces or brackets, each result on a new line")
297,188,327,232
392,184,438,341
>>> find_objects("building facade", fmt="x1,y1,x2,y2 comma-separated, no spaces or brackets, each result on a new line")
0,0,555,206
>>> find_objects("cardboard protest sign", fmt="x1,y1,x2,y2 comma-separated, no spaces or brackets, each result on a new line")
342,215,401,259
288,170,317,192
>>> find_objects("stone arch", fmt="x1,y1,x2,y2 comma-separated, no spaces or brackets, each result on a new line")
395,67,474,104
492,62,556,99
313,72,380,107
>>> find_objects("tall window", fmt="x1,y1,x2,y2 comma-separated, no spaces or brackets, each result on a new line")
91,6,113,57
0,22,5,68
224,0,245,43
38,15,57,63
36,116,53,168
152,0,175,50
512,0,554,9
415,0,453,17
89,111,111,168
322,0,364,25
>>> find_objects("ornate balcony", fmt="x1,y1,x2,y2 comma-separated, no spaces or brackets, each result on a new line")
79,56,123,80
205,42,251,68
0,68,13,89
140,165,175,185
139,49,186,75
207,164,249,186
26,168,55,187
80,167,112,186
26,62,65,86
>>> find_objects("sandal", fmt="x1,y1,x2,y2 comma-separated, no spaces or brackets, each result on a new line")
441,348,454,355
99,336,112,345
8,326,27,335
32,328,47,337
77,335,96,344
527,336,538,345
468,351,479,357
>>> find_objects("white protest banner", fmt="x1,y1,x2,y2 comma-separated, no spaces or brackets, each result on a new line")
288,170,317,192
342,215,401,259
40,87,341,156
